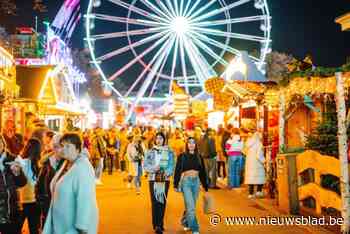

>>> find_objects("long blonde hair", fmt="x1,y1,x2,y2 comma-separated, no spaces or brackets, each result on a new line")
0,134,7,152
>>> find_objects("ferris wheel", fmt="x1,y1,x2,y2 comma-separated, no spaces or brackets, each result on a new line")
85,0,271,101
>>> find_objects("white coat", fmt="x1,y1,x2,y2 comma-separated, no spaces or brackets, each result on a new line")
43,156,98,234
126,142,145,176
244,133,266,185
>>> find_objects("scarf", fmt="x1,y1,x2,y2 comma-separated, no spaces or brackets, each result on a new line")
153,146,170,204
154,146,169,170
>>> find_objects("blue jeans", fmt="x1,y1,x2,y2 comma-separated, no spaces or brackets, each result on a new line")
95,158,104,179
133,162,143,188
203,158,217,187
181,176,200,232
228,155,243,188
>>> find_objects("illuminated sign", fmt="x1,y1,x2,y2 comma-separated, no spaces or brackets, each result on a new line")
15,58,46,66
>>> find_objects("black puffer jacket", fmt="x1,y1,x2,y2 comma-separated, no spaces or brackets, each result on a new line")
0,151,27,224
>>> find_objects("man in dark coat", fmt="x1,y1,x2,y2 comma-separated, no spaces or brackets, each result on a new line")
198,129,218,189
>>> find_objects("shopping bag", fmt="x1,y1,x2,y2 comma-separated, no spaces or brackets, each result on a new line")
202,193,215,214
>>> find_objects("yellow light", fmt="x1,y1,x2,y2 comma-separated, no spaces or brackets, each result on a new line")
226,57,247,79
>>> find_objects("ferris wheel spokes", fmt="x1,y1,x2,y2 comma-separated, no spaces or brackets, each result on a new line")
183,36,216,84
183,30,261,63
193,27,269,43
172,0,180,16
179,37,189,93
188,33,229,67
91,13,168,27
184,0,202,18
169,36,180,95
124,35,175,97
187,0,216,21
190,30,240,56
164,0,177,18
96,30,169,62
126,36,176,121
182,0,192,17
195,15,270,27
86,0,272,108
149,36,176,97
192,0,251,23
90,27,168,40
108,32,171,81
139,0,173,22
108,0,169,24
179,0,185,16
155,0,176,19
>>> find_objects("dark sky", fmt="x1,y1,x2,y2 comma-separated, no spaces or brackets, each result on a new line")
1,0,349,67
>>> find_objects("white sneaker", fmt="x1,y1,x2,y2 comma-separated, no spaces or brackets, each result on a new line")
95,179,102,185
192,232,199,234
255,191,264,198
183,227,190,231
248,194,255,199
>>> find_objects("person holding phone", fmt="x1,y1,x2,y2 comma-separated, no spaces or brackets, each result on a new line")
17,138,42,234
0,134,27,234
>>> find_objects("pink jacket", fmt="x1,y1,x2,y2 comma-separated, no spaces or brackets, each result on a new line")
225,135,243,156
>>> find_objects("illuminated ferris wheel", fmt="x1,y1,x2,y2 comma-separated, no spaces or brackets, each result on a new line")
85,0,271,100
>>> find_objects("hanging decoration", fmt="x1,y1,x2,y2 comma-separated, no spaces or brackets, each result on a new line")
303,95,320,113
281,72,350,106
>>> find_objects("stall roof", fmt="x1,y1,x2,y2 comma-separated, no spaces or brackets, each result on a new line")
16,65,57,104
335,12,350,31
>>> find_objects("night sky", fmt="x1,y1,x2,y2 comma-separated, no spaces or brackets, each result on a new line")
1,0,349,67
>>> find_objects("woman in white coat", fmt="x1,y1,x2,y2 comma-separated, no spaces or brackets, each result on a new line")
43,133,98,234
126,135,145,194
244,131,265,199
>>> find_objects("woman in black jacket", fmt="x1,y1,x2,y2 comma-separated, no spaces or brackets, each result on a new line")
35,134,64,227
174,137,209,234
0,134,27,234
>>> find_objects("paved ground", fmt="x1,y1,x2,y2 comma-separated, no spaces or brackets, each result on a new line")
96,173,331,234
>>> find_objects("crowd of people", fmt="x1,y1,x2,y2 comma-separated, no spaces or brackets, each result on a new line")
0,117,268,234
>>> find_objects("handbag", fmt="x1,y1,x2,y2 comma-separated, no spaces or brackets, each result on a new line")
154,171,166,183
202,193,214,214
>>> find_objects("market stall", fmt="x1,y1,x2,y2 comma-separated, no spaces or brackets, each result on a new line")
15,65,86,133
0,46,20,131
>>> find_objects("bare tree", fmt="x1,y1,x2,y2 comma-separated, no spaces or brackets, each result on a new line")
0,0,17,15
33,0,47,12
1,0,47,14
266,51,293,83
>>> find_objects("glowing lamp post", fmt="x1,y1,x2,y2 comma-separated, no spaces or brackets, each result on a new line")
225,57,247,82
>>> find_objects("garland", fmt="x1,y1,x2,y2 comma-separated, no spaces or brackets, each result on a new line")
279,63,350,86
